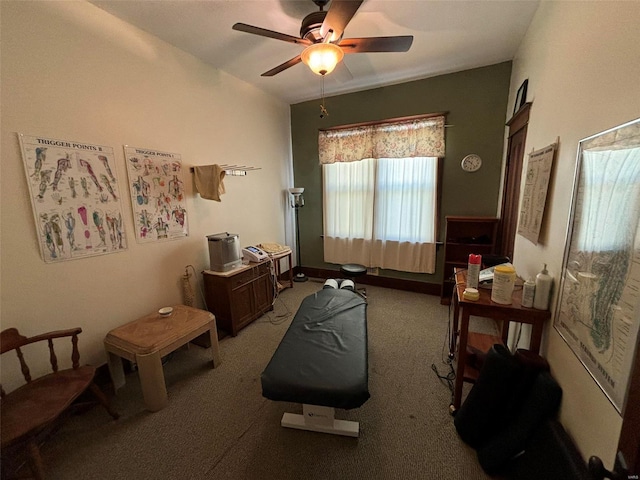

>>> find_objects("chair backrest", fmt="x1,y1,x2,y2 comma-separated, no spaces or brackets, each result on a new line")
0,327,82,398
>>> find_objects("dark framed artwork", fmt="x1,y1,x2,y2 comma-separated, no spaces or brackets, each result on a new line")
513,79,529,115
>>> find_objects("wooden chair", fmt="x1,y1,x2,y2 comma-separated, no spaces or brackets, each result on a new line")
1,327,119,479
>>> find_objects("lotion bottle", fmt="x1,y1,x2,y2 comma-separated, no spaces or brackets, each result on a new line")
533,264,553,310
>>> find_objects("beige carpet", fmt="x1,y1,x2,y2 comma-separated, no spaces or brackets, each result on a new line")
37,280,497,479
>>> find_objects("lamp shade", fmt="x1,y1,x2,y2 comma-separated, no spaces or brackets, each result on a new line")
301,43,344,76
289,187,304,208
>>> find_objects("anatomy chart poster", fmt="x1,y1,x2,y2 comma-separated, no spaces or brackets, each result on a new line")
19,134,128,263
518,143,556,245
124,146,188,243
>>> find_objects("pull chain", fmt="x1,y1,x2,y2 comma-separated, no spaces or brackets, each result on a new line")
320,75,328,118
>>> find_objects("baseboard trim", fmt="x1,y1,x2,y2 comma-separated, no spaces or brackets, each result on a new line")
298,266,440,296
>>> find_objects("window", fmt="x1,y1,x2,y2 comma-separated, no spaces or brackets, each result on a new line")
323,158,374,241
375,157,437,243
319,115,445,273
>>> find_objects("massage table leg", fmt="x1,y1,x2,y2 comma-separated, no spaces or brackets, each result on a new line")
281,404,360,437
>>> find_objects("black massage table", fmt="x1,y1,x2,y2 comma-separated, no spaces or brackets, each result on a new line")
261,286,369,437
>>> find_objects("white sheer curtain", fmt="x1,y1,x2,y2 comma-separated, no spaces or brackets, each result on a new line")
370,157,438,272
322,159,375,266
320,115,444,274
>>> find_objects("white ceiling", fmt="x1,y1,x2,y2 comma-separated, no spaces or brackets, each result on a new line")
89,0,540,105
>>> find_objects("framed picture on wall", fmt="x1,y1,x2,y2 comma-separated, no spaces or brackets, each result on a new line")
513,79,529,115
554,117,640,412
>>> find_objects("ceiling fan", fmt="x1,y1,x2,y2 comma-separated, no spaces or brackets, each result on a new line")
232,0,413,77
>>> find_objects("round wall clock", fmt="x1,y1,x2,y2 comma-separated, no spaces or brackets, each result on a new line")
461,154,482,172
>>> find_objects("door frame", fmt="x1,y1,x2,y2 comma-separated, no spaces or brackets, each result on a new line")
498,102,531,259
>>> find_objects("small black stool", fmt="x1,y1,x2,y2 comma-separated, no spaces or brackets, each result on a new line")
340,264,367,299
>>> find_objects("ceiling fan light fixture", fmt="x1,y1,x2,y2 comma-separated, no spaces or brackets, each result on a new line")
301,42,344,76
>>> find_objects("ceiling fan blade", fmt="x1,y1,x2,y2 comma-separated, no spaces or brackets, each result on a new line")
320,0,364,42
233,23,311,46
261,55,303,77
339,36,414,53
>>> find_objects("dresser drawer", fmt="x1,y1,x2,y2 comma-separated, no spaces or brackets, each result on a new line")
255,262,270,276
231,269,255,289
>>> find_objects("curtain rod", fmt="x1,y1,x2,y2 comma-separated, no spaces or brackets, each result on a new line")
319,112,449,132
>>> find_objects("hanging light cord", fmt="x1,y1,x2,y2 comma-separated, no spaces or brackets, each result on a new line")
320,75,328,118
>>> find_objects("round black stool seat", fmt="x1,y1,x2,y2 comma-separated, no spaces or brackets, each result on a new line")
340,264,367,277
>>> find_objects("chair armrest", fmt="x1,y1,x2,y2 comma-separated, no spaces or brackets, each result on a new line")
26,328,83,345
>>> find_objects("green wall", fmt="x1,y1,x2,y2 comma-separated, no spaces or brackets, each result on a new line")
290,61,511,284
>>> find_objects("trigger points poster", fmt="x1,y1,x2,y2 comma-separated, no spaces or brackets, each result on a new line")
19,134,128,263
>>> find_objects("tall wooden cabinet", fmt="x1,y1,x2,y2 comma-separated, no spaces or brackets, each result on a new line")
202,262,274,337
441,216,499,304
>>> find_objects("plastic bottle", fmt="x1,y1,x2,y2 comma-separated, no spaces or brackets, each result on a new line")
491,264,516,305
467,254,482,289
533,264,553,310
522,277,535,308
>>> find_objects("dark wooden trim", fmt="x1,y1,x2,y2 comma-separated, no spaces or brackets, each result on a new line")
498,102,532,259
506,102,532,129
618,334,640,472
319,112,449,131
299,266,441,295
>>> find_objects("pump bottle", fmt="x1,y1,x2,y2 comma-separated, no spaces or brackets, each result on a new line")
533,264,553,310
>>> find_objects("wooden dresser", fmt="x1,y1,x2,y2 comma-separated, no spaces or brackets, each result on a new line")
202,261,274,337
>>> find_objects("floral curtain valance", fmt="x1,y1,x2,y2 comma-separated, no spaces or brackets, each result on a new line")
318,115,446,164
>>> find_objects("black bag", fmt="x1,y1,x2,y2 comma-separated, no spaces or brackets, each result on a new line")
453,344,562,474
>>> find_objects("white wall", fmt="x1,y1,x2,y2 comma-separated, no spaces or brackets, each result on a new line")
0,1,292,390
509,1,640,467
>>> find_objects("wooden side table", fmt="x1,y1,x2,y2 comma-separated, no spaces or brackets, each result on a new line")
270,249,293,292
450,268,550,413
104,305,221,412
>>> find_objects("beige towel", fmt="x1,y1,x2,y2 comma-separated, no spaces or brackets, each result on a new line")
258,243,290,254
194,165,226,201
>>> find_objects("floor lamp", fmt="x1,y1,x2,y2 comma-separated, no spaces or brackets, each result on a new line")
289,187,308,282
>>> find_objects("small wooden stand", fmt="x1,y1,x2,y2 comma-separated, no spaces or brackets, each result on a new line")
270,249,294,292
450,268,550,413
